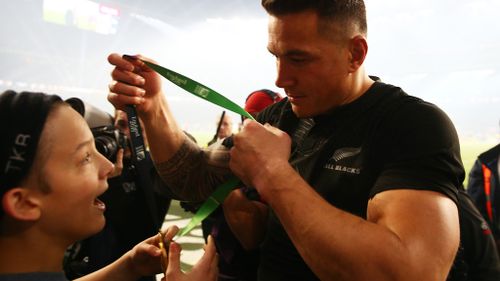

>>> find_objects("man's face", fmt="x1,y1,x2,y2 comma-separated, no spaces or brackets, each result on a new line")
267,10,353,118
35,105,113,244
217,114,233,139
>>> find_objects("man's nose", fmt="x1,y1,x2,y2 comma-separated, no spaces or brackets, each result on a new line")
275,60,294,88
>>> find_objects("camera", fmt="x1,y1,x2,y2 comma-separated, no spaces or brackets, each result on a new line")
92,125,128,163
65,97,128,162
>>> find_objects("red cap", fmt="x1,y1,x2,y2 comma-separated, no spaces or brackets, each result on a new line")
244,90,282,115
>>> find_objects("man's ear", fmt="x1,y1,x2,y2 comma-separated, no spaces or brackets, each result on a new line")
348,35,368,73
2,187,42,221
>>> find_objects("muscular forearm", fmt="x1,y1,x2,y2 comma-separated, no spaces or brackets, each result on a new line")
136,94,232,201
139,94,185,163
261,165,459,281
154,135,233,201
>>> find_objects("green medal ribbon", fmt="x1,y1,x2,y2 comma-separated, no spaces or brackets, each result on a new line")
176,176,241,237
141,59,255,121
130,57,252,237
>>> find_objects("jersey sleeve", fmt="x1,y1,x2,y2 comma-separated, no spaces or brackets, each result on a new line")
371,100,463,204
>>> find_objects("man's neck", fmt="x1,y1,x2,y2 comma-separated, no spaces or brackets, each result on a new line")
344,69,375,105
319,71,375,116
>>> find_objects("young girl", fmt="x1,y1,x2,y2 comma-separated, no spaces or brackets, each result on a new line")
0,90,217,281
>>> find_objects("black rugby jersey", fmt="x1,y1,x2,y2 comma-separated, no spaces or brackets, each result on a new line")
255,81,464,281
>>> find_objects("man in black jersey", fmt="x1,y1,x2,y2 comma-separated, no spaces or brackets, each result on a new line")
106,1,463,280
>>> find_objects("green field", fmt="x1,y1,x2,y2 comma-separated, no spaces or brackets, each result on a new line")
461,140,497,186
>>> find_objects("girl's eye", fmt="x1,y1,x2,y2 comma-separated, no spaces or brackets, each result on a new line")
83,152,92,164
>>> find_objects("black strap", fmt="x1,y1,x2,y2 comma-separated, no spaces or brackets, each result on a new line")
208,110,226,145
124,105,161,228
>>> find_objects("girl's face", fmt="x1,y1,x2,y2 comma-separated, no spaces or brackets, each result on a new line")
34,105,113,244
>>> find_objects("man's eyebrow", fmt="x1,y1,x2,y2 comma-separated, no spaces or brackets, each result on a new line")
285,50,310,56
267,47,310,57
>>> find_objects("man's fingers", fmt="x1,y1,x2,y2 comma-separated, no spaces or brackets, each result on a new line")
164,225,179,242
206,235,219,280
108,148,124,178
242,118,253,127
115,148,124,167
107,92,144,109
108,53,134,72
108,80,146,98
165,242,181,275
108,53,151,72
110,68,146,87
263,122,284,135
238,121,287,141
201,235,217,264
122,54,158,73
210,239,218,269
240,119,258,130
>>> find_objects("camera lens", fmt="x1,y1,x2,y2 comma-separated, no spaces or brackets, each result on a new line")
94,135,118,161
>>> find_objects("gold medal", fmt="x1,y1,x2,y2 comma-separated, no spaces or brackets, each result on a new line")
157,231,169,272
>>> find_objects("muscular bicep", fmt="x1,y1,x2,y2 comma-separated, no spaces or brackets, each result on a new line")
367,189,459,278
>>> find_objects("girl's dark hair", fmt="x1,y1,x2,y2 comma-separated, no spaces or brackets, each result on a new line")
0,91,63,219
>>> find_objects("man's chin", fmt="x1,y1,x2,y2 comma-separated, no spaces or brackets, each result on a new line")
291,105,313,118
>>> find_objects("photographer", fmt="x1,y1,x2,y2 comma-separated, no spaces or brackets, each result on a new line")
64,103,172,281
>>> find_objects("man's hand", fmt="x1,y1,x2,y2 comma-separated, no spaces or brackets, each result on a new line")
108,148,124,178
164,235,218,281
229,120,292,201
107,53,163,114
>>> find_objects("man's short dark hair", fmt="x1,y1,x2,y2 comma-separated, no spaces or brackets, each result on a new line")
261,0,367,36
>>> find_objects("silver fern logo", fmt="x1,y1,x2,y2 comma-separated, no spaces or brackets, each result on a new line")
331,147,362,162
324,147,362,174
